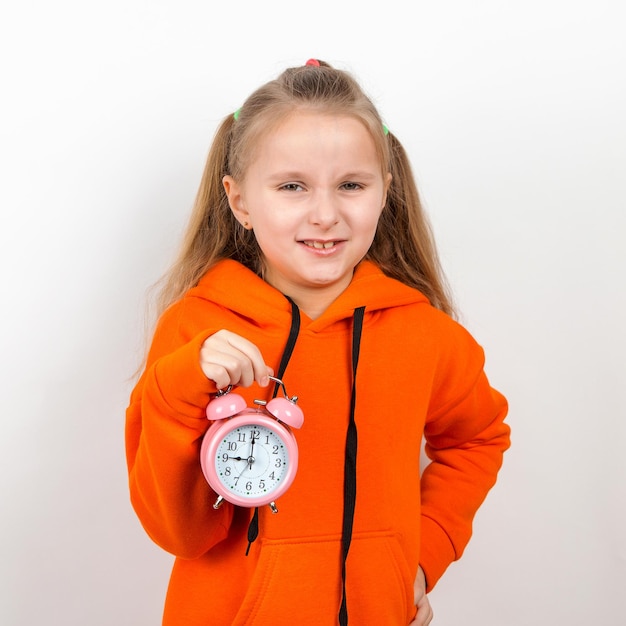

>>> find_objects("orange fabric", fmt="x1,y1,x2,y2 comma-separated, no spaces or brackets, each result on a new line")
126,260,510,625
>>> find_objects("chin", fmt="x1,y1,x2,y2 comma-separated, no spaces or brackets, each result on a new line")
306,272,350,289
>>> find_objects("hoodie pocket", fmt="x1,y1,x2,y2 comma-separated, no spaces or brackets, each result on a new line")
232,530,415,626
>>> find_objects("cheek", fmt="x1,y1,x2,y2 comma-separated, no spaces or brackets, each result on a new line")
249,221,294,265
252,215,289,243
358,207,383,237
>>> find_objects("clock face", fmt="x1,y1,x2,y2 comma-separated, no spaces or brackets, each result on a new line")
214,422,291,500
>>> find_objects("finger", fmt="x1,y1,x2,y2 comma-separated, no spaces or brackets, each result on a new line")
200,359,243,390
218,332,271,386
413,596,433,626
199,344,256,387
200,331,270,388
412,566,430,623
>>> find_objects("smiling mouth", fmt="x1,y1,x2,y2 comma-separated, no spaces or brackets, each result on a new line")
303,240,338,249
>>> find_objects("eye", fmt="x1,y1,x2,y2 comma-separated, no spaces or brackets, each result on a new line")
340,182,363,191
279,182,305,192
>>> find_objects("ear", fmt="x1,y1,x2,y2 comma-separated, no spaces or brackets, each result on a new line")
222,175,251,228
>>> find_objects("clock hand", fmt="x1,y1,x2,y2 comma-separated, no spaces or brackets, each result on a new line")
248,435,257,471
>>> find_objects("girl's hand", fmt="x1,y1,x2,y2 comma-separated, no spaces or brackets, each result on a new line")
200,330,273,390
409,566,433,625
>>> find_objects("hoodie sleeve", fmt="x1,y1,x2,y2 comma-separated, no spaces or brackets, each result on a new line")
419,322,510,591
125,304,234,559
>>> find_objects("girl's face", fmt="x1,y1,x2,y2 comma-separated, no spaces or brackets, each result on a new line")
223,111,391,317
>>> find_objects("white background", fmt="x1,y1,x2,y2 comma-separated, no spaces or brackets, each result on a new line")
1,1,624,624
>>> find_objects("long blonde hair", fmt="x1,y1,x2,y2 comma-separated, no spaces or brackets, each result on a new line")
153,60,455,318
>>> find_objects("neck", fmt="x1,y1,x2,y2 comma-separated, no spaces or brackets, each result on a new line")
281,281,351,320
263,270,354,321
285,292,333,321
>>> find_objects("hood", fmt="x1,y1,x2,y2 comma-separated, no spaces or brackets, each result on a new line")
189,259,429,331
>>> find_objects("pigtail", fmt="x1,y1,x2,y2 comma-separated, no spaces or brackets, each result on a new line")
154,114,251,316
369,131,456,318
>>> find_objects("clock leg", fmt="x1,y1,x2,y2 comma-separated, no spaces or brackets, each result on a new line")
269,502,278,514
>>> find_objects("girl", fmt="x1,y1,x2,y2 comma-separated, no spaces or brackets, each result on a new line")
126,59,510,626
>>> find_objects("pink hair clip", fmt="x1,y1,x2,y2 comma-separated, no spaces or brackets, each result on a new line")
305,58,321,67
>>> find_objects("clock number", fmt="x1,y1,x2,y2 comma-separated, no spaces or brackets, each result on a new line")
245,481,253,491
238,432,246,443
222,453,229,462
227,442,237,451
269,472,275,480
272,445,279,454
259,480,265,490
250,429,260,439
274,459,282,468
224,467,231,476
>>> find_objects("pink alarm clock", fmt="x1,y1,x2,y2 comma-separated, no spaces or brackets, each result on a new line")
200,377,304,513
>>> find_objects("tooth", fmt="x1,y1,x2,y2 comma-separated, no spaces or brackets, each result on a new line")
312,241,323,249
323,242,334,249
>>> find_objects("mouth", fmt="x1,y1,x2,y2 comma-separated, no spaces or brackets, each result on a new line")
302,240,339,250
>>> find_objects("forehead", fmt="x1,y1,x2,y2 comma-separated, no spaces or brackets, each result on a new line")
247,111,382,173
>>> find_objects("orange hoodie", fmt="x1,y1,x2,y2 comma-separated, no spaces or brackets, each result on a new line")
126,259,509,625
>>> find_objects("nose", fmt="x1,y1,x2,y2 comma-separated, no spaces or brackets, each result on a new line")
309,190,339,228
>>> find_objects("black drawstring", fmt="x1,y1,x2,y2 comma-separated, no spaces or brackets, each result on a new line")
245,507,259,556
246,296,301,555
272,296,301,400
338,306,365,626
244,299,367,626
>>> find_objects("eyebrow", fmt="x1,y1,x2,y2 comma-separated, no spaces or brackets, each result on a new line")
340,171,379,181
267,170,379,182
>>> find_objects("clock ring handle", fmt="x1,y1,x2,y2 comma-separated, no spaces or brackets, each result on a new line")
268,376,298,403
215,385,233,397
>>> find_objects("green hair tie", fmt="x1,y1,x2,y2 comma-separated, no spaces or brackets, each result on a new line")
383,123,389,136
